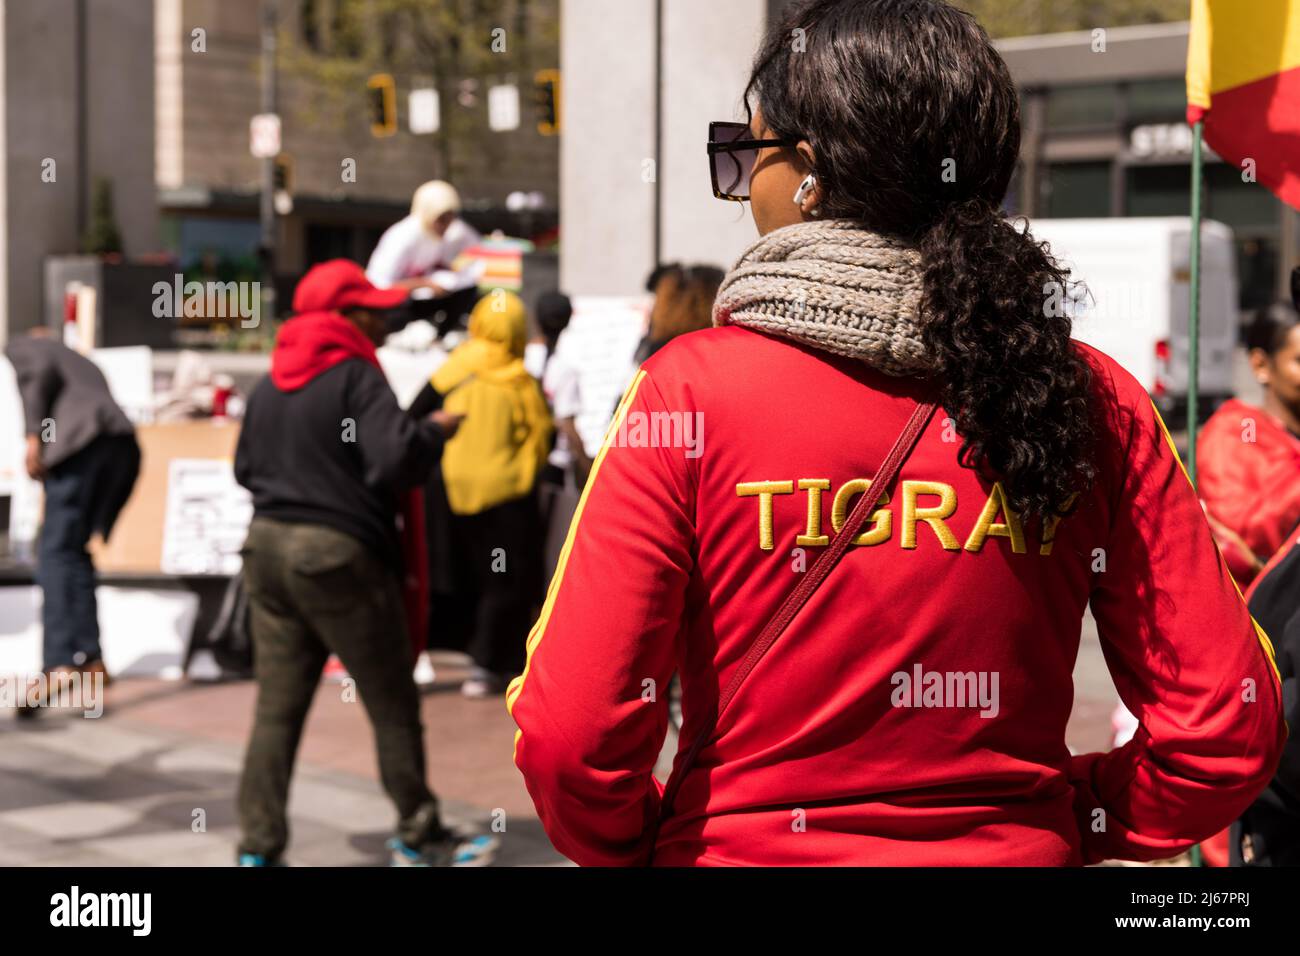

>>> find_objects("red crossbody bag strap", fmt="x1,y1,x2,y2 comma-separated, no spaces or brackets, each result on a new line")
648,399,938,860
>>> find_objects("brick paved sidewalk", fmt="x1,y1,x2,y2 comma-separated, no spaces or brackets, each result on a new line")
0,652,566,866
2,623,1118,867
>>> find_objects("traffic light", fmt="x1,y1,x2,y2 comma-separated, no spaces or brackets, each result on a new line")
534,69,560,136
273,154,293,194
367,73,397,137
273,153,294,215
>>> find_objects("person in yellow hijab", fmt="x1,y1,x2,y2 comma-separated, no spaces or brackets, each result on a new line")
427,291,553,696
433,291,553,513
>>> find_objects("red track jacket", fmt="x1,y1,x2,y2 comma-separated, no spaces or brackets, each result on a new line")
508,327,1286,866
1196,398,1300,586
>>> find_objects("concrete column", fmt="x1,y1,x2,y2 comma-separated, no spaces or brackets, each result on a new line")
658,0,767,273
560,0,768,297
559,0,658,296
0,0,156,344
86,0,159,260
0,0,81,343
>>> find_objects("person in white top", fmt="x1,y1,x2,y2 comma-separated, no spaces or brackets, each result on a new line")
524,292,591,481
366,180,482,292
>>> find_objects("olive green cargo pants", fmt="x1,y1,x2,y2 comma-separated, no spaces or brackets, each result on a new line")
236,517,444,861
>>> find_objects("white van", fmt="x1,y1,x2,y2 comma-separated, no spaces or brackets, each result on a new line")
1025,217,1239,425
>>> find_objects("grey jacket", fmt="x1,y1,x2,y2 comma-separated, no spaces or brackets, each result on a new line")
5,335,134,468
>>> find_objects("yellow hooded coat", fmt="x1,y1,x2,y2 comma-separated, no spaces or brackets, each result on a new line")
433,292,553,515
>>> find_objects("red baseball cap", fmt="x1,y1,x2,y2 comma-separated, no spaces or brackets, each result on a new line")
292,259,409,314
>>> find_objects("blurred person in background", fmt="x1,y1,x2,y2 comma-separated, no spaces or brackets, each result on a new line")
233,259,492,867
366,180,481,294
1195,300,1300,867
610,263,724,422
1197,302,1300,588
5,329,139,714
508,0,1285,866
524,290,572,380
1232,522,1300,866
416,291,552,698
637,264,725,365
1115,302,1300,867
525,291,592,577
527,291,591,486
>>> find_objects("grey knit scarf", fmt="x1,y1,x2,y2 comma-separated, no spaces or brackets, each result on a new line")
712,219,930,376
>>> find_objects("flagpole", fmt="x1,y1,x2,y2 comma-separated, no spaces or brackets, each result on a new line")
1188,120,1205,487
1186,118,1206,871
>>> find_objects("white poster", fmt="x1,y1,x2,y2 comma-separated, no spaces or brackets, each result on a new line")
0,356,26,499
90,346,155,424
160,458,253,576
553,297,649,457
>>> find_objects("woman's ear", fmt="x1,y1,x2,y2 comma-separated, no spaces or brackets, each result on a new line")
1249,348,1272,386
795,141,825,215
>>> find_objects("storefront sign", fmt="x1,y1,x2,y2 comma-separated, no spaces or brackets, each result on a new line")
1129,123,1195,159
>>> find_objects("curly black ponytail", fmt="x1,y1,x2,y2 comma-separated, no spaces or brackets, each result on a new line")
747,0,1096,520
918,199,1095,520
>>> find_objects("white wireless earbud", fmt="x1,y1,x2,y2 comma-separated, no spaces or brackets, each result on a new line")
792,174,817,207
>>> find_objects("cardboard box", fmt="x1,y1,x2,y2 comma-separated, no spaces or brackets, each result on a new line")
92,422,242,574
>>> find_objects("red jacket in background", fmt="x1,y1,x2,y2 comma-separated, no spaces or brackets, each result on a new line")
508,327,1285,866
1196,398,1300,587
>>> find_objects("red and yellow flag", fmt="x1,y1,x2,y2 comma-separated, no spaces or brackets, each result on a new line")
1186,0,1300,210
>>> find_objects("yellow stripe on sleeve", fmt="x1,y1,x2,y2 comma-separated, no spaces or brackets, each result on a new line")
1151,401,1282,684
505,370,651,749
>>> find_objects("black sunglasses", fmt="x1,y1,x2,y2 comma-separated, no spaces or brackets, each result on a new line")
707,121,795,202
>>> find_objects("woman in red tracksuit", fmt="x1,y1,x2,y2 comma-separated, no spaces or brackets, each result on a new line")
508,0,1286,866
1198,302,1300,587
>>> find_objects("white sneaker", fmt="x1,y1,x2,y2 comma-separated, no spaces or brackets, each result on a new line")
461,673,507,698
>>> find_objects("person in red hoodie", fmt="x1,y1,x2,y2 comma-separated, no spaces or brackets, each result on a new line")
1197,302,1300,587
233,259,494,867
507,0,1286,867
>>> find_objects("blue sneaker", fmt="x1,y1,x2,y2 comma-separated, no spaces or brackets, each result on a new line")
388,837,450,867
388,832,500,867
451,834,499,867
237,853,283,867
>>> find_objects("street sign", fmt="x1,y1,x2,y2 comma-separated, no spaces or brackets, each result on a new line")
409,87,440,134
249,113,281,159
488,84,521,132
1130,122,1194,159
